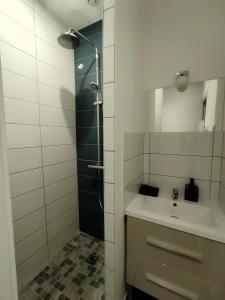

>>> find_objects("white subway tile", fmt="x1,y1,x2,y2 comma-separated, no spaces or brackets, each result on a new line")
143,174,150,184
43,160,76,185
220,158,225,188
6,124,41,148
150,132,213,156
0,41,37,79
4,98,39,125
10,168,43,197
2,70,38,102
45,176,76,204
104,8,114,47
150,154,212,181
36,37,74,77
0,12,36,56
12,188,44,221
103,46,114,83
105,241,114,270
212,157,221,182
103,82,114,117
40,105,75,127
104,213,114,243
104,118,115,151
41,126,75,146
8,147,42,173
14,207,46,243
105,268,115,297
42,144,76,166
0,0,34,32
104,0,115,10
213,131,223,157
124,133,144,160
48,222,78,259
124,155,143,187
15,228,47,266
17,246,48,290
38,83,75,111
144,133,150,154
47,207,76,241
144,154,149,174
104,183,115,214
37,61,75,93
104,151,115,183
210,181,219,203
46,192,77,223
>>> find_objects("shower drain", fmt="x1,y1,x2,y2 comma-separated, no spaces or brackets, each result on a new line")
86,254,99,265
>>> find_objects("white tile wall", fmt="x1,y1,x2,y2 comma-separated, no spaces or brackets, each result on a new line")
45,176,76,204
104,117,115,151
14,207,46,243
12,188,45,221
0,41,37,80
149,132,213,156
104,212,114,243
15,228,47,266
103,46,114,83
104,183,115,213
104,151,115,183
42,144,76,166
8,147,42,173
4,98,39,125
103,5,116,298
2,70,38,102
0,0,78,288
10,168,43,197
103,83,115,117
103,8,115,47
143,131,224,203
104,0,115,10
6,124,41,148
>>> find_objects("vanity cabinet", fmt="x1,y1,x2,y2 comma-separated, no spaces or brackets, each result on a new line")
127,217,225,300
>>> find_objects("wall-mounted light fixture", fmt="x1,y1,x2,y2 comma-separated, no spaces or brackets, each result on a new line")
176,71,189,92
87,0,99,6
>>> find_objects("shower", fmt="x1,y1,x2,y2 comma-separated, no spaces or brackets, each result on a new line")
58,28,103,171
58,28,104,212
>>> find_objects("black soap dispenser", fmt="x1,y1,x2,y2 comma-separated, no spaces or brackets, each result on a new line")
184,178,199,202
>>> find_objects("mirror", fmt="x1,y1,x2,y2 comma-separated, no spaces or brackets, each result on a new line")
145,78,225,132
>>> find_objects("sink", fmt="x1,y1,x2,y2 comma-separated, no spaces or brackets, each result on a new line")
125,194,225,244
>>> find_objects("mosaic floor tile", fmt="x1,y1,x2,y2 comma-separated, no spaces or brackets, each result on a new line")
20,233,105,300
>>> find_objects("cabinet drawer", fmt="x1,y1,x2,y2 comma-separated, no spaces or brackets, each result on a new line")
127,217,225,288
127,252,225,300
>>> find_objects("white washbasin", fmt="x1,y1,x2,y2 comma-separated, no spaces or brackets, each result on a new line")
125,195,225,243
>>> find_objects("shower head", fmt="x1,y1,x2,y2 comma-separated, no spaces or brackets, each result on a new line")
57,29,80,49
90,82,99,91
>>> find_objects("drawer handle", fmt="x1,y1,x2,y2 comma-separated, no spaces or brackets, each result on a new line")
145,273,198,300
146,237,202,262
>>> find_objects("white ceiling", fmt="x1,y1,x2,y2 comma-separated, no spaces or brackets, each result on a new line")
39,0,103,30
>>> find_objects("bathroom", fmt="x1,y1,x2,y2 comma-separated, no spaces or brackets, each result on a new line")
1,0,225,300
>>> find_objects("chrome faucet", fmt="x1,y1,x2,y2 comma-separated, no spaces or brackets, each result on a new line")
172,188,179,200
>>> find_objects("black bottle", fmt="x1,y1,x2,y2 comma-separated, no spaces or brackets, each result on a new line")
184,178,199,202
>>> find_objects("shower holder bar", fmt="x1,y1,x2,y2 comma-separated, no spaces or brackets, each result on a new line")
88,164,104,170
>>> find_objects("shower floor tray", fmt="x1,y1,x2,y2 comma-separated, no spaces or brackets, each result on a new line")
20,232,104,300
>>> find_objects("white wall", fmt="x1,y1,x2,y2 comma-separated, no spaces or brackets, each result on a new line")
114,0,146,299
0,0,78,290
143,0,225,89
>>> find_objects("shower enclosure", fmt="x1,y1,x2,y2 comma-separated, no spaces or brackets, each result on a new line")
0,0,104,298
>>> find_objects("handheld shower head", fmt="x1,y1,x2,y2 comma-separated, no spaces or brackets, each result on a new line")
90,82,99,91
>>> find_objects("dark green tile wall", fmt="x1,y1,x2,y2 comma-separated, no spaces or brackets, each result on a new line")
75,20,104,240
